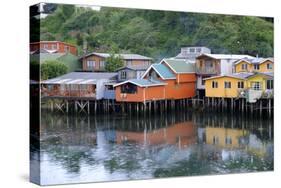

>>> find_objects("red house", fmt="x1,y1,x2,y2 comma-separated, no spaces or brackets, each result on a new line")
30,41,78,55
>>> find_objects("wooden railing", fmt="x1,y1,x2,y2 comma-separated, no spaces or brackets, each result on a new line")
41,88,96,98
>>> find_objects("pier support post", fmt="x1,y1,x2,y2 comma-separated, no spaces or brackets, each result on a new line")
87,100,90,115
66,100,69,113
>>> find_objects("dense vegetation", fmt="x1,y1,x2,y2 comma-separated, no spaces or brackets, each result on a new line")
39,4,274,61
40,60,68,80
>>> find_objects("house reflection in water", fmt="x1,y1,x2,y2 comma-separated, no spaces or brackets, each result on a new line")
115,122,197,149
205,127,249,149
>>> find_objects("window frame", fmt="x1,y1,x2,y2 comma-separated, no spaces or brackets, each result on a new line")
237,81,244,89
212,81,218,88
121,71,127,80
251,81,262,90
241,63,248,70
254,64,260,70
266,80,273,90
267,63,273,70
224,81,231,89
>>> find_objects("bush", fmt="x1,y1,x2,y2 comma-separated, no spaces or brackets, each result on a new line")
41,60,68,80
105,54,124,72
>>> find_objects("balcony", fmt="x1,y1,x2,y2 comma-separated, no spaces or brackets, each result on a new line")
196,67,219,75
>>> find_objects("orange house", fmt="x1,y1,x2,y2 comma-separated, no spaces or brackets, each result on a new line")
114,59,196,102
30,41,77,55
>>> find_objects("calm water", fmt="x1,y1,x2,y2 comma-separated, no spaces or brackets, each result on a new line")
32,110,273,185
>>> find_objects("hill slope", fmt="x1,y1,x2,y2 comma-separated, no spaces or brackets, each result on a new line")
39,4,274,61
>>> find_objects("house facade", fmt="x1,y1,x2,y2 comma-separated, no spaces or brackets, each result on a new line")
116,65,149,82
234,58,274,73
114,59,196,102
80,52,152,72
30,41,78,55
204,72,274,100
195,54,255,94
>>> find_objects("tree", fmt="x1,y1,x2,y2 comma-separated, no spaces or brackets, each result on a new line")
41,60,68,80
105,54,124,72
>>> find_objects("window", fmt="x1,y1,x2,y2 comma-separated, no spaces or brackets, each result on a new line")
43,44,48,49
238,81,244,89
241,63,248,70
254,64,260,70
51,44,57,50
266,80,273,89
87,60,95,70
213,136,219,145
121,71,127,79
251,82,261,90
100,61,105,68
196,48,201,53
189,48,195,53
121,83,137,94
267,63,273,70
212,81,218,88
225,136,232,145
224,81,231,89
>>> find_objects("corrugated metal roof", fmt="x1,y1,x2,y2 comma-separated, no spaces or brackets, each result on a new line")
198,53,255,60
162,59,195,73
114,79,166,87
42,72,117,84
151,64,176,79
81,52,152,60
116,64,150,71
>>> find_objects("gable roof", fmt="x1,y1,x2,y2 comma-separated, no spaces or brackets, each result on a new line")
80,52,152,60
42,72,117,84
203,72,274,81
141,63,176,80
247,72,274,79
203,72,254,81
197,53,255,60
160,59,195,74
113,79,166,88
234,57,274,65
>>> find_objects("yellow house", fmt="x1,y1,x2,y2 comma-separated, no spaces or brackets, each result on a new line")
205,127,248,149
246,72,273,91
204,72,273,98
234,58,274,73
204,74,248,98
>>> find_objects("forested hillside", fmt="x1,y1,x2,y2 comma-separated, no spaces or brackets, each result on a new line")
39,4,274,61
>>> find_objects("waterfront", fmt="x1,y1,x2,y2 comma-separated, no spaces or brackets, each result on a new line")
33,110,273,185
